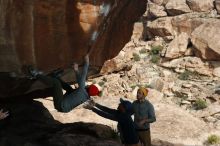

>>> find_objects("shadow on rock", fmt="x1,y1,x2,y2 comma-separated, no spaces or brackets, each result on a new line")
0,100,121,146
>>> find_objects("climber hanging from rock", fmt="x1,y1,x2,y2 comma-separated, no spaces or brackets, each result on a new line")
27,53,100,113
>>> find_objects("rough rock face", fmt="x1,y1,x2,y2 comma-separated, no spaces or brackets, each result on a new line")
150,0,169,6
161,57,213,76
165,0,191,16
165,32,189,59
0,0,147,98
191,21,220,61
216,0,220,14
211,61,220,77
0,0,147,74
150,0,164,5
146,17,174,38
186,0,214,12
171,13,209,35
146,13,214,39
147,1,167,18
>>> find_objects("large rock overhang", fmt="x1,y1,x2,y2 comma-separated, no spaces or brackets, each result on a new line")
0,0,147,73
0,0,147,99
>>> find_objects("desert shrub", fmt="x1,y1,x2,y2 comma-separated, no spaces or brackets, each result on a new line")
178,70,191,80
130,85,137,90
139,48,147,54
150,54,160,64
179,70,202,80
207,135,220,145
133,53,140,61
181,95,188,100
144,84,152,88
103,78,107,82
98,90,104,97
150,45,163,55
194,99,207,110
149,45,162,64
98,81,105,87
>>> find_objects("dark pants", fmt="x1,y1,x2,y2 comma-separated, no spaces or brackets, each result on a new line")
37,75,74,111
56,78,74,95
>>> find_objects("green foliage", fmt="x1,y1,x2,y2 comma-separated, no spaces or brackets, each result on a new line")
178,70,191,80
103,78,107,82
178,70,202,80
194,99,207,110
149,45,162,64
207,135,220,145
139,48,147,54
150,45,163,55
98,90,104,97
130,85,137,90
174,92,188,102
150,54,160,64
180,94,188,100
98,81,105,87
144,84,152,88
133,53,141,61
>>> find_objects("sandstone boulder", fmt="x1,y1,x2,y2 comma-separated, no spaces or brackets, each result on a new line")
165,32,189,59
186,0,214,12
191,21,220,61
216,0,220,14
152,103,207,145
0,0,147,98
150,0,164,5
146,17,174,39
147,1,167,18
211,61,220,77
0,0,147,74
171,13,212,35
146,13,214,39
165,0,191,16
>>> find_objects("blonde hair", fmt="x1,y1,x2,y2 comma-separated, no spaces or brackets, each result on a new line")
138,87,148,97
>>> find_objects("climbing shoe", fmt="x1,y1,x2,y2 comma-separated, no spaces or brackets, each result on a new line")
27,65,43,79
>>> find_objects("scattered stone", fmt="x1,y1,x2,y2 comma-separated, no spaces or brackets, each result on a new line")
181,100,191,105
182,83,193,88
161,57,213,76
165,0,191,16
203,116,217,123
